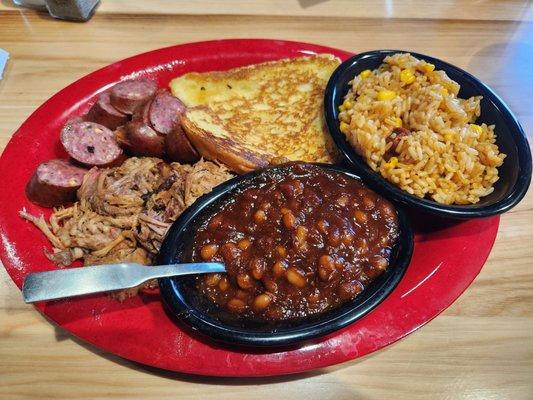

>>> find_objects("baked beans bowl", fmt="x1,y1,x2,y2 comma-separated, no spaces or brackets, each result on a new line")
158,163,413,347
324,50,532,218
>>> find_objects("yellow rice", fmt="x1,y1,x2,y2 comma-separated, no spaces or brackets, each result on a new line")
338,53,506,205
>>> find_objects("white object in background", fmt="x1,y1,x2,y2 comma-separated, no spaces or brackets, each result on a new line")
0,49,9,80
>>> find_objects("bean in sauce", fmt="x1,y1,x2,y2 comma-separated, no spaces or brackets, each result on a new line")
193,163,399,321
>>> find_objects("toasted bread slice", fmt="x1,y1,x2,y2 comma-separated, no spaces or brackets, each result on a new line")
170,54,340,173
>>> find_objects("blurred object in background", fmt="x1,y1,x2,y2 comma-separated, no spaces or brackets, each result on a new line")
0,49,9,80
13,0,46,9
12,0,100,21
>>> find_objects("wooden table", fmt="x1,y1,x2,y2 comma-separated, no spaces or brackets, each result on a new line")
1,1,532,399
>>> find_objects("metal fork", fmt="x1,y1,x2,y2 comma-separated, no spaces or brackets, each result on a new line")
22,262,225,303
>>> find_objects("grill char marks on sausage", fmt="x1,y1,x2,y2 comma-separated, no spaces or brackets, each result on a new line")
116,121,165,158
165,124,200,164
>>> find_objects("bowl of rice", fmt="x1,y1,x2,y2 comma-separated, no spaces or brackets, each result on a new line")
324,50,531,218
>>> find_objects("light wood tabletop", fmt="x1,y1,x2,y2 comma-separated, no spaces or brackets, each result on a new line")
1,1,532,399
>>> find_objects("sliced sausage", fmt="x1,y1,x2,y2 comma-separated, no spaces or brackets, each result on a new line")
149,90,186,135
61,121,124,167
110,78,157,114
132,97,153,124
165,124,200,163
116,121,165,158
26,159,88,207
86,92,128,130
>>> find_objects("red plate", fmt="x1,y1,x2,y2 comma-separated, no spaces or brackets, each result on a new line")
0,39,499,377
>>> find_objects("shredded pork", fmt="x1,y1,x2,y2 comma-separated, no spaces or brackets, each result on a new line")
20,157,233,300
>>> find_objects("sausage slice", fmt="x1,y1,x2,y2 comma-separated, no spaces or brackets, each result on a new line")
61,121,124,167
165,124,200,163
26,159,88,207
110,78,157,114
86,92,128,130
116,121,165,158
149,90,186,135
132,97,152,124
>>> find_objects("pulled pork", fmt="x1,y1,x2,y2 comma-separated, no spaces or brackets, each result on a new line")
20,157,233,300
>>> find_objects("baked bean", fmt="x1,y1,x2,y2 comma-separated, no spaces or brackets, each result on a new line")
318,255,336,282
254,209,267,223
286,267,306,288
282,210,296,229
256,236,274,251
220,243,239,262
237,273,254,290
305,191,321,207
370,255,389,271
226,298,247,313
275,245,287,257
280,179,303,198
362,195,375,210
319,254,335,268
291,180,304,196
327,228,341,246
263,277,278,293
237,238,252,250
317,219,329,234
379,236,390,247
308,291,320,303
204,273,221,287
235,289,248,300
200,244,218,260
336,194,349,207
272,260,288,278
288,199,300,211
260,201,272,211
337,281,363,301
279,182,293,197
244,225,256,234
272,190,283,202
207,214,223,231
356,238,368,253
353,210,368,224
250,257,266,280
334,260,344,271
294,226,308,248
253,293,272,311
379,201,396,218
341,232,354,246
218,277,229,291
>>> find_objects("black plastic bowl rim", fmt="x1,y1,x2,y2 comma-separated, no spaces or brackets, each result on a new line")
324,49,532,219
158,163,414,347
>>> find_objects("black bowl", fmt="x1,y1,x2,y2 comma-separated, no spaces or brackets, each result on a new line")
158,163,414,347
324,50,532,219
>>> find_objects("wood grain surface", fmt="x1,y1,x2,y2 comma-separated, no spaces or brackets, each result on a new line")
0,1,532,399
